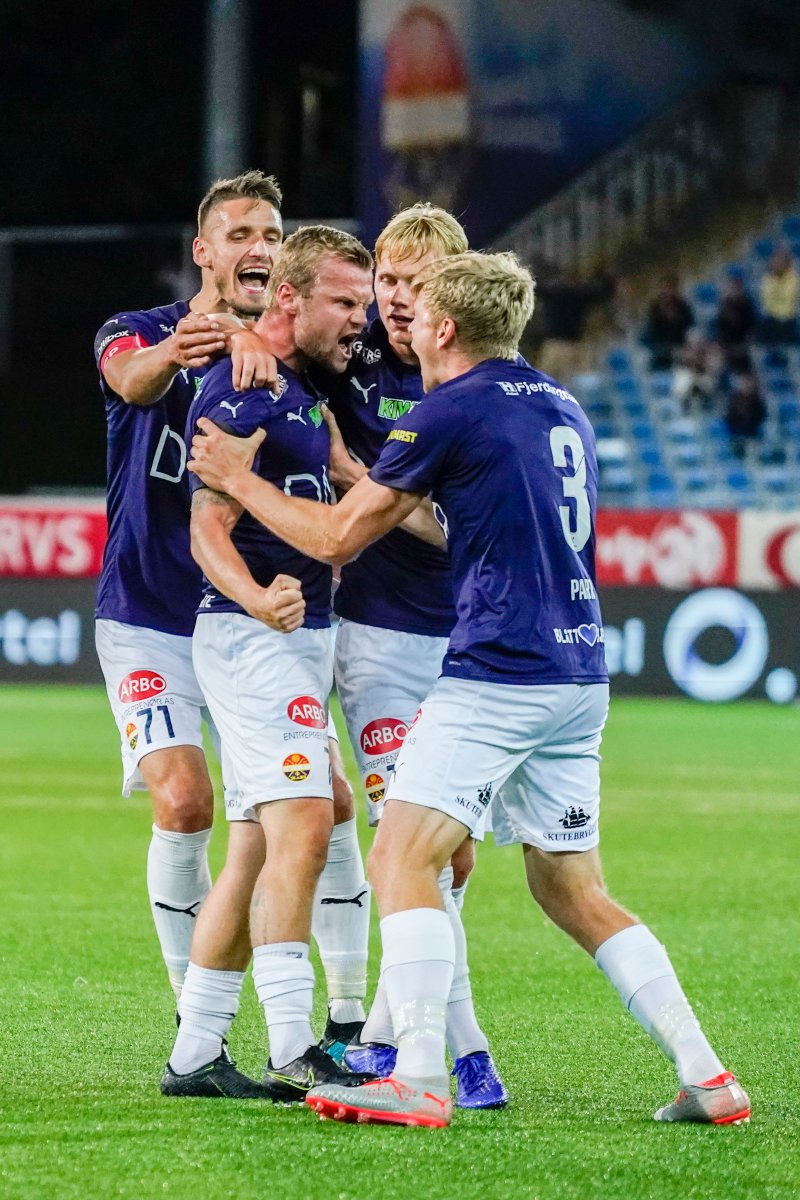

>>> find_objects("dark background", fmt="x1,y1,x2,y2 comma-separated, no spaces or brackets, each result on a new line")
0,0,358,496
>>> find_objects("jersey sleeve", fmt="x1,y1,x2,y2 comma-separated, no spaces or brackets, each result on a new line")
94,311,159,373
186,365,267,494
368,396,456,495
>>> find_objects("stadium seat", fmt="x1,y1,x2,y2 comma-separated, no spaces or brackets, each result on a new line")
571,372,606,406
631,419,656,441
781,215,800,240
592,420,620,440
665,416,698,443
752,236,775,260
692,281,719,307
606,348,633,373
622,397,648,419
648,372,673,398
647,470,678,504
727,467,754,492
640,445,664,467
683,468,714,492
600,464,636,493
612,375,640,397
596,437,630,466
672,441,704,466
778,397,799,422
760,465,794,494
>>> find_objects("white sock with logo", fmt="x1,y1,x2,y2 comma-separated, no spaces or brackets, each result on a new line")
440,868,489,1059
595,924,725,1086
311,818,369,1024
381,908,454,1089
147,825,212,1001
252,942,315,1070
171,963,244,1074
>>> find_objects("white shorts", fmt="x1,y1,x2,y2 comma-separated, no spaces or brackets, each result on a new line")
193,613,334,822
96,618,212,797
334,619,448,825
387,678,609,851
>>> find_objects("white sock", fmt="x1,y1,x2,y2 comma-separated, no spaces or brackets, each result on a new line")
171,963,244,1074
439,867,489,1060
360,974,396,1046
252,942,315,1069
381,908,454,1088
451,880,467,914
311,818,368,1023
595,924,725,1086
147,826,212,1000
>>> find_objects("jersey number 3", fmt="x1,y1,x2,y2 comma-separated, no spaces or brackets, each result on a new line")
549,426,591,552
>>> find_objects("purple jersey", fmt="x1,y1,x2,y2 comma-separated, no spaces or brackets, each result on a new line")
94,300,205,636
324,320,455,637
369,359,609,686
187,361,332,626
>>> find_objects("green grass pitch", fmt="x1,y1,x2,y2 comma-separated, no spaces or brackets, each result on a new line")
0,685,798,1199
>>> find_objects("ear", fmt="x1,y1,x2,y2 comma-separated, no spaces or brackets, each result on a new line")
276,280,299,314
437,316,457,349
193,236,210,270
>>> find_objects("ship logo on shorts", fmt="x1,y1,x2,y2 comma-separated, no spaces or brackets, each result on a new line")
282,752,311,782
559,805,590,829
118,669,166,704
364,773,385,804
125,722,138,750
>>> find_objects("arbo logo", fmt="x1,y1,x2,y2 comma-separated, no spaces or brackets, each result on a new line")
118,669,167,704
287,696,326,728
360,717,408,755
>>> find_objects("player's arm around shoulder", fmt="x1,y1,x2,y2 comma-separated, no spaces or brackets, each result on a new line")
99,313,227,407
189,488,305,633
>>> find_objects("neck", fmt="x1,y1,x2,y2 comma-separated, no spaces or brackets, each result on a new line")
435,348,485,385
189,277,236,315
253,309,306,373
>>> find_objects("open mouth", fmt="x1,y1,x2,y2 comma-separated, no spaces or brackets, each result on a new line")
388,313,412,331
237,267,270,296
338,333,357,358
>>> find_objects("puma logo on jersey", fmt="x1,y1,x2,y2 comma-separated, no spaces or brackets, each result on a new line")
351,379,376,404
220,400,244,418
287,408,307,424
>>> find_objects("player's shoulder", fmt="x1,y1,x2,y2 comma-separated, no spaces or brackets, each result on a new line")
96,299,189,342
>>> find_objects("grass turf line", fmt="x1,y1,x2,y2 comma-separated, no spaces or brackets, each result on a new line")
0,686,797,1200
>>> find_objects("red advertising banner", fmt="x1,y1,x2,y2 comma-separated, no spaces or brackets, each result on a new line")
596,510,738,589
737,511,800,590
0,500,106,578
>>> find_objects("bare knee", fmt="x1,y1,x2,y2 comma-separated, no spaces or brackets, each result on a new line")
144,748,214,831
152,773,214,832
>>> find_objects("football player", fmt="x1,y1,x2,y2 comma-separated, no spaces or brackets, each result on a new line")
187,250,750,1130
161,227,378,1100
316,205,506,1108
94,171,283,1003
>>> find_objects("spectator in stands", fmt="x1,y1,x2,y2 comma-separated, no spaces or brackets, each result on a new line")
758,248,800,347
723,369,767,458
536,263,616,380
672,329,720,413
641,273,694,369
712,268,756,368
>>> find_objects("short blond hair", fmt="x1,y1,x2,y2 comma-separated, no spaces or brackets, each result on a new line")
265,225,373,307
413,251,535,360
375,203,468,264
